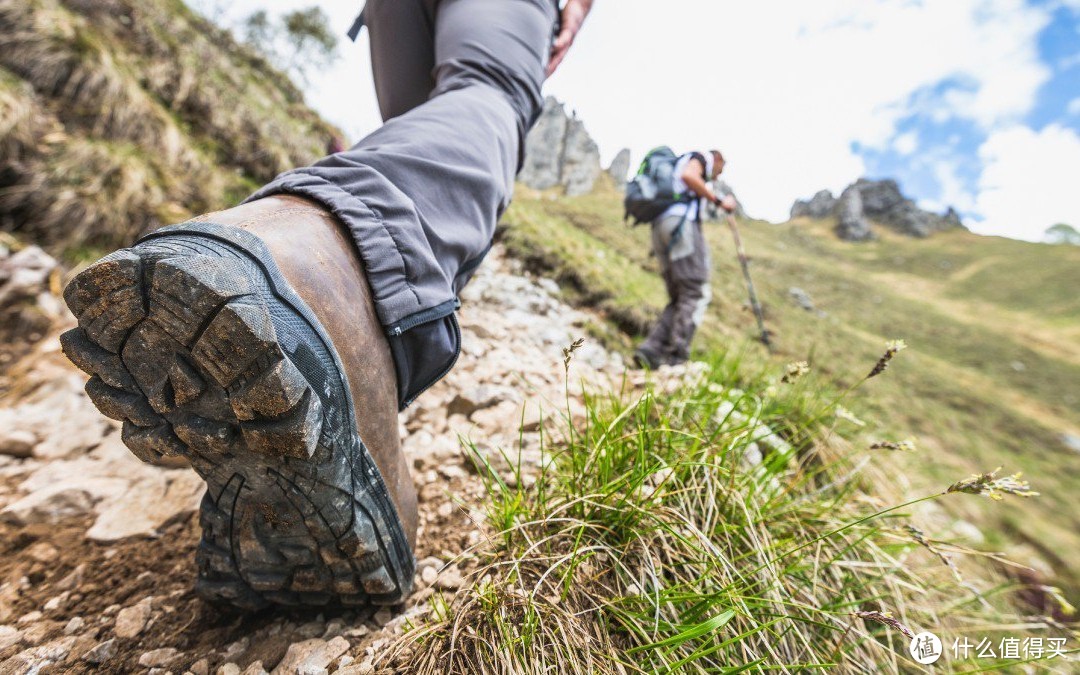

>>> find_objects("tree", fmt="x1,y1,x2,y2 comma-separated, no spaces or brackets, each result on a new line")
243,10,275,49
282,7,338,76
1044,223,1080,246
240,6,338,83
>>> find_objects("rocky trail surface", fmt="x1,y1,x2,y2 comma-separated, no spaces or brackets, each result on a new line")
0,243,633,674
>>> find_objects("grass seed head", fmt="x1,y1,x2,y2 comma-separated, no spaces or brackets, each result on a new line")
866,338,907,379
904,525,962,581
1036,586,1077,617
562,337,585,369
870,439,916,452
853,610,915,639
945,467,1039,500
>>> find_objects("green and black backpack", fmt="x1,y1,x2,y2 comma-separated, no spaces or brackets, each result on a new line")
624,147,705,224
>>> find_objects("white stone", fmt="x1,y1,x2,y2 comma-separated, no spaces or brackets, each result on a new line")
271,636,350,675
82,635,117,665
114,597,153,638
0,625,22,650
1,485,95,525
139,647,180,667
87,469,204,542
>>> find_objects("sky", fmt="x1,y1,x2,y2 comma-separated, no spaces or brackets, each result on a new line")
196,0,1080,241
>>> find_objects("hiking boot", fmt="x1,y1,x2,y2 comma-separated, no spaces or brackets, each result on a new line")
60,196,418,610
632,347,663,370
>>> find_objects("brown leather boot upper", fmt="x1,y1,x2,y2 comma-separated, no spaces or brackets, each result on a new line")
193,196,418,550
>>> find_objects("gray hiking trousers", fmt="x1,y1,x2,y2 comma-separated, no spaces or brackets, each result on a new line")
640,213,712,364
248,0,558,408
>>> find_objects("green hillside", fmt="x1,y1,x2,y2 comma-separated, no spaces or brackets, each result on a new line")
0,0,337,259
501,182,1080,602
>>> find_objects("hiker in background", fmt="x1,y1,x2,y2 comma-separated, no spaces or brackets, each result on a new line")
61,0,594,611
633,150,737,369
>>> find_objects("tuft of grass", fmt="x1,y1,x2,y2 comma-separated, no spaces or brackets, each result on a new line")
385,348,1074,673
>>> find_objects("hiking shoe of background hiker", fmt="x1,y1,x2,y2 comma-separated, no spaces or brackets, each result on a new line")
60,196,418,610
633,347,663,370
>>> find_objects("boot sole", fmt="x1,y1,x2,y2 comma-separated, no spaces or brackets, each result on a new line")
60,222,414,610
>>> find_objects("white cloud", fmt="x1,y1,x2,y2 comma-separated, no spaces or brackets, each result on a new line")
1069,97,1080,116
893,132,918,155
925,160,977,215
973,124,1080,240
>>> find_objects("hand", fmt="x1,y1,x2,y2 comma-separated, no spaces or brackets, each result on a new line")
718,195,737,213
547,0,593,77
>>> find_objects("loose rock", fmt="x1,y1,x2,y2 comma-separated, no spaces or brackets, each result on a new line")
0,429,36,458
139,647,180,667
271,636,350,675
1,485,95,525
114,597,153,638
0,625,22,650
83,638,117,664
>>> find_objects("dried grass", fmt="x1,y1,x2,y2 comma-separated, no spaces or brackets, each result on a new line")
0,0,202,175
0,0,336,253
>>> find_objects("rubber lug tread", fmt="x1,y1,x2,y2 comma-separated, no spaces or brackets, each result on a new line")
61,227,414,610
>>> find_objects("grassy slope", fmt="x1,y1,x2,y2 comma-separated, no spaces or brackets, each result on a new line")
0,0,338,259
500,182,1080,601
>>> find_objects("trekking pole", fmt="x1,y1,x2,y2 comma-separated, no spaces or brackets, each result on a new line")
724,212,774,352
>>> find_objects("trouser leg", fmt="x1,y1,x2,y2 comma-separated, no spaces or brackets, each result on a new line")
640,269,677,357
661,219,711,362
641,213,707,361
667,277,709,363
365,0,439,121
248,0,557,408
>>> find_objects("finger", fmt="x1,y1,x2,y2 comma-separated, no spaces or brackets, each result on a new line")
546,49,566,77
553,27,572,50
547,32,573,76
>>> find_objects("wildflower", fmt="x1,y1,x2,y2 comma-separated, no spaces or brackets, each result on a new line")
870,439,916,452
945,467,1039,500
562,337,585,369
853,610,915,639
866,339,907,379
781,361,810,384
835,406,866,427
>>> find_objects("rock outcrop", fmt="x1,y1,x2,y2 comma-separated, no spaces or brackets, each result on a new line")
518,97,602,196
606,148,632,191
703,180,747,220
791,178,967,241
790,190,837,219
835,185,874,242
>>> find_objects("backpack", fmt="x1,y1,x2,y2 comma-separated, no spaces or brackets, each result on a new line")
623,147,703,225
